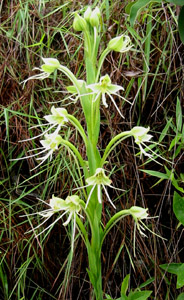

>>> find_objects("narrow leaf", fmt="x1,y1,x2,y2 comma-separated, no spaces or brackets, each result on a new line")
140,169,169,179
178,6,184,45
173,191,184,225
139,277,155,288
159,117,172,143
121,274,130,296
176,97,182,132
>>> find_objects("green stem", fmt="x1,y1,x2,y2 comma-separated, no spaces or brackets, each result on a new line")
58,65,80,92
100,132,131,167
96,48,110,82
67,114,88,147
101,210,130,247
60,139,85,168
76,214,89,247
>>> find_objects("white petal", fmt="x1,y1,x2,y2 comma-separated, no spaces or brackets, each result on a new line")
97,185,102,204
108,93,125,119
85,184,96,208
102,185,116,209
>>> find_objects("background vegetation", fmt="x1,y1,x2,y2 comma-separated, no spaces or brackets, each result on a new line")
0,0,183,299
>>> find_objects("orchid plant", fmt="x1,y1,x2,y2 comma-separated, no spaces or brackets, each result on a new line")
18,6,164,300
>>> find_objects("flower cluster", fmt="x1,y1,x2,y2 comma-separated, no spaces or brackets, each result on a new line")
14,106,69,170
25,195,82,238
73,7,101,31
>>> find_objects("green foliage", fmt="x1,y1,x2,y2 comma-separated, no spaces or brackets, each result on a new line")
178,6,184,43
105,274,152,300
128,0,162,27
177,293,184,300
160,263,184,288
140,97,184,194
173,192,184,225
166,0,184,5
128,0,184,44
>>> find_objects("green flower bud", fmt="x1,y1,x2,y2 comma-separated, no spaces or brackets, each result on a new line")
84,6,92,22
73,13,87,32
129,206,149,221
108,34,132,53
90,7,101,27
41,58,60,74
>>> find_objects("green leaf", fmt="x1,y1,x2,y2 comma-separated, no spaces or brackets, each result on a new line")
129,0,162,26
121,296,128,300
171,178,184,193
139,277,155,288
178,6,184,44
160,263,184,289
159,117,172,143
169,134,182,151
160,263,183,275
104,295,114,300
139,169,169,180
128,291,152,300
166,0,184,5
177,264,184,288
125,2,136,14
176,97,183,132
177,293,184,300
173,191,184,225
121,274,130,296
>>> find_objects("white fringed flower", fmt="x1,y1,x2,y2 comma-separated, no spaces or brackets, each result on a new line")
83,168,124,208
20,106,68,143
129,206,163,256
23,195,82,251
12,133,62,171
87,74,131,118
129,206,149,237
21,58,60,87
130,126,153,159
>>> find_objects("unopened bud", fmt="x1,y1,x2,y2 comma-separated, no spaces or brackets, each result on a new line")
73,13,87,31
90,7,101,27
108,35,132,53
84,6,92,22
